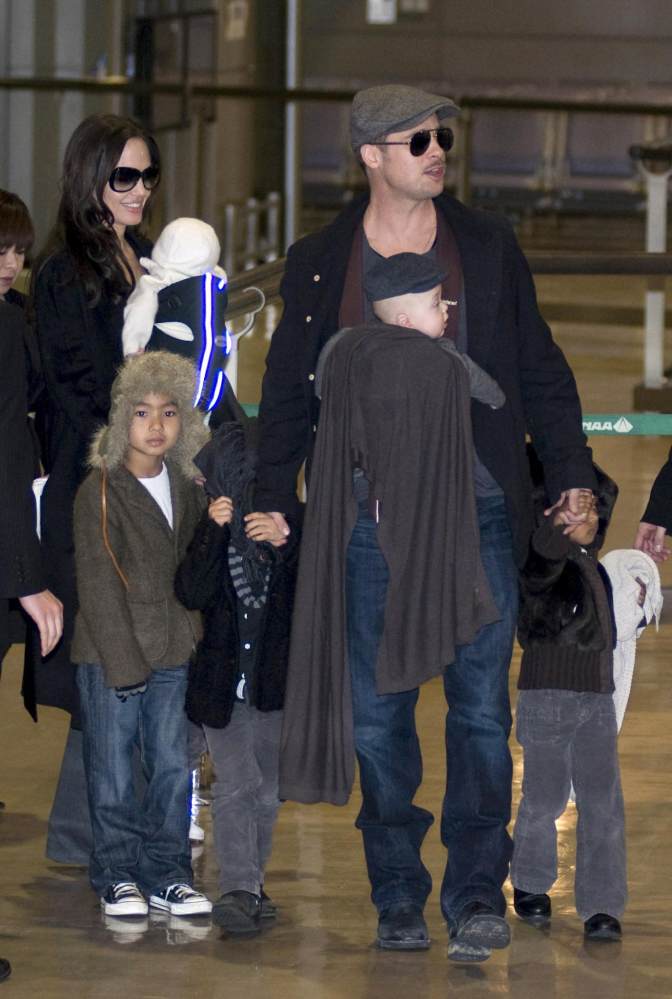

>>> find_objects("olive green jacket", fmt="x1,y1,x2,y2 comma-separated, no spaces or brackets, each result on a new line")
71,460,205,687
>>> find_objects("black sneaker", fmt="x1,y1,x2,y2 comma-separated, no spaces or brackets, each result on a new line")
212,891,262,935
100,882,148,917
0,958,10,982
149,884,212,916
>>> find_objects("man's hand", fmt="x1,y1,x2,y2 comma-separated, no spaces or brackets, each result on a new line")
263,512,290,540
245,512,288,547
208,496,234,527
545,488,594,534
18,590,63,657
634,521,670,563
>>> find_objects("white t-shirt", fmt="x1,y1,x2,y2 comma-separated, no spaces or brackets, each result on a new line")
138,463,173,528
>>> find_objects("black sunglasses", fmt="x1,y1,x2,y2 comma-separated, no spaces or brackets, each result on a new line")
376,126,454,157
108,165,161,193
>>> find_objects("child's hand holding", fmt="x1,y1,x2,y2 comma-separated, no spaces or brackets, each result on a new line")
208,496,233,526
244,512,288,548
553,490,594,532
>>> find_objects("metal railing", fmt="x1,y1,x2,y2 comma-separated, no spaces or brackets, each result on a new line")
226,252,672,320
2,74,671,223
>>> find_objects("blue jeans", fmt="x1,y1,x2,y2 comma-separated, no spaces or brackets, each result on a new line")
76,664,193,896
346,496,518,923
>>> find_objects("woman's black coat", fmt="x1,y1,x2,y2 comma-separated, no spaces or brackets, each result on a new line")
174,512,299,729
24,233,151,722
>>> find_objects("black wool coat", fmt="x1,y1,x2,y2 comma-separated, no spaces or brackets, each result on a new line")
174,512,300,729
641,446,672,533
0,303,44,658
25,233,152,722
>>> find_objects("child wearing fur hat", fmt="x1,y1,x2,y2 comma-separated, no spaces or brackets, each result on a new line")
70,351,212,919
511,448,625,941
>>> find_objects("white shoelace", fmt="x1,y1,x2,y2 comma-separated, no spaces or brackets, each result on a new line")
164,884,201,899
113,882,142,898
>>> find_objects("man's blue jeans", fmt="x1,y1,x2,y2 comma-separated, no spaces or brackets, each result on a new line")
345,496,518,924
76,664,193,896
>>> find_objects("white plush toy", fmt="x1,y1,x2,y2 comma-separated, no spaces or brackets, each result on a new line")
122,217,233,419
122,216,228,356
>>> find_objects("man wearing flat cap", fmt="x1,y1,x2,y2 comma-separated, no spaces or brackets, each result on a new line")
256,83,595,962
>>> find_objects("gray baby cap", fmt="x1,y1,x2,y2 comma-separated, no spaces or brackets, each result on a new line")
364,253,446,303
351,84,460,152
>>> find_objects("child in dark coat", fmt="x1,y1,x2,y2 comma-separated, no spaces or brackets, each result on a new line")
175,421,299,935
511,449,624,940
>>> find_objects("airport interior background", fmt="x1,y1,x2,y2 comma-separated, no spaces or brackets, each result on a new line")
1,1,672,996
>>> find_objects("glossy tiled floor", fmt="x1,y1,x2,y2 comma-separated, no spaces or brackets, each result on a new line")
1,275,671,997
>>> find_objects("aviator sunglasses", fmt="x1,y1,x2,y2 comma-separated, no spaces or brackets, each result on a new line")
108,165,161,193
375,126,454,157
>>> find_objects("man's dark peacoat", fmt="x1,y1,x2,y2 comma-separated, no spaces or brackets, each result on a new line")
256,192,596,566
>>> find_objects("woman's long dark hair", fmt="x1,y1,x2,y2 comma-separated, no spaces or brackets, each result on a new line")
38,114,160,307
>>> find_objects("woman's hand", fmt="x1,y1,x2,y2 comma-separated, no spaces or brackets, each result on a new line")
634,521,669,562
208,496,233,527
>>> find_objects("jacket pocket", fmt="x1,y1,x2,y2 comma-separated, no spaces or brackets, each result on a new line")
127,598,169,663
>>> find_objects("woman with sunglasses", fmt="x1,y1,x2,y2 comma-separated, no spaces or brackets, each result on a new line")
27,114,160,864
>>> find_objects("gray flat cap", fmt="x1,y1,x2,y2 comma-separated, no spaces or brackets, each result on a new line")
351,84,460,152
364,253,446,302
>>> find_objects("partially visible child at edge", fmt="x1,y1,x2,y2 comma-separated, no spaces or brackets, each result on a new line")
175,419,299,935
71,350,212,918
511,450,626,941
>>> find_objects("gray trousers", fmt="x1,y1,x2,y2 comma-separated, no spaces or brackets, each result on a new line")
511,689,627,920
203,703,283,896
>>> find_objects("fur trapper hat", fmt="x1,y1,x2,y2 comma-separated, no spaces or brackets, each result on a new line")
89,351,210,478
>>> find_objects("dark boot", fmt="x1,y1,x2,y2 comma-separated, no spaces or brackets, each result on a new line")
448,901,510,963
376,902,430,951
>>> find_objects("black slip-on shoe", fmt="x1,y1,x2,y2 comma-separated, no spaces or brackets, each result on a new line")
513,887,552,924
584,913,622,941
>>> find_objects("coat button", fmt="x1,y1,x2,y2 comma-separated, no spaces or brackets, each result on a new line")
308,372,315,381
305,315,312,322
312,424,317,432
313,274,320,282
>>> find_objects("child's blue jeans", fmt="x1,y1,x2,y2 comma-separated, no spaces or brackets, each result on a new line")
511,689,627,920
76,663,193,897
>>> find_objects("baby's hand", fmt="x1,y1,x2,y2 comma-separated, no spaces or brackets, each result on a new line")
244,512,288,547
208,496,233,526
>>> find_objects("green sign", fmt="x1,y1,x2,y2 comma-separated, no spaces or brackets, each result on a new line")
582,413,672,435
240,406,672,436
